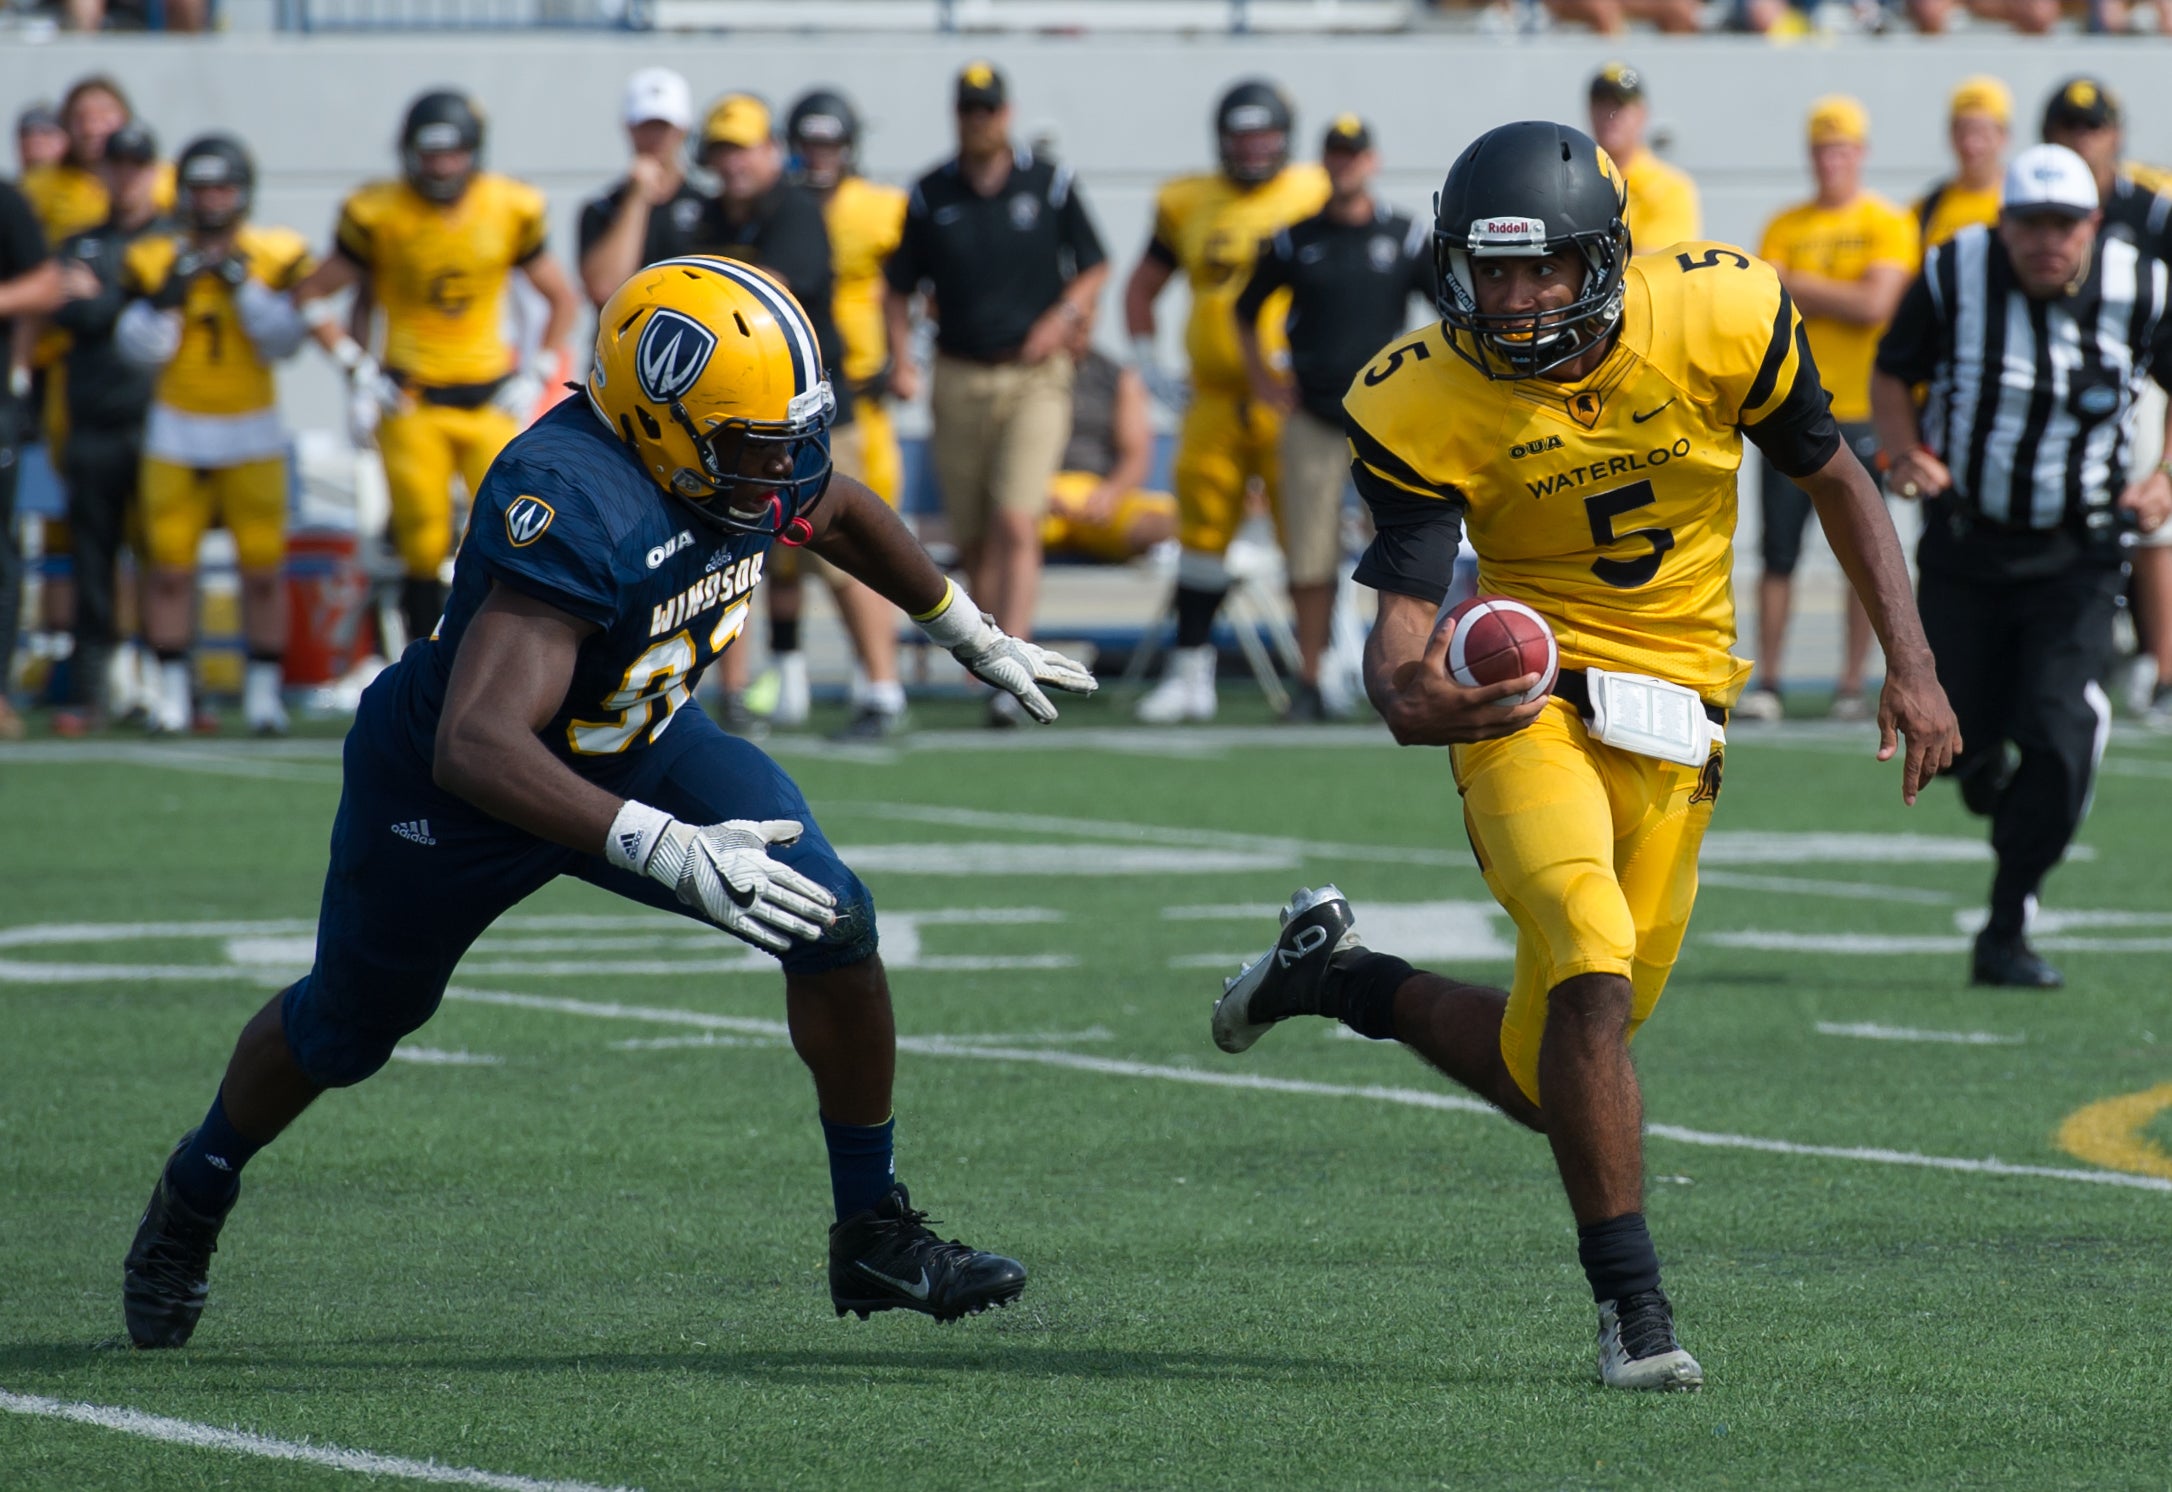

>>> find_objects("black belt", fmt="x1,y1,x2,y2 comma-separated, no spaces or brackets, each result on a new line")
389,370,508,410
1553,668,1728,727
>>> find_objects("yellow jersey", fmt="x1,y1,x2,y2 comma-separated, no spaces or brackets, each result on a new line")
821,175,908,389
1148,164,1330,391
123,225,316,418
21,160,178,244
2124,161,2172,196
1345,246,1830,706
1912,179,2000,250
335,173,549,388
1758,193,1919,422
1618,150,1701,256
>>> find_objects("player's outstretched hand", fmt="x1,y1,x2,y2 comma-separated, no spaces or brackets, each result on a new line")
661,817,839,953
916,582,1097,724
1378,615,1547,746
1876,655,1961,806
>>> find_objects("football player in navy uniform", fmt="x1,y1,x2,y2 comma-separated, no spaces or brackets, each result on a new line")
122,257,1094,1347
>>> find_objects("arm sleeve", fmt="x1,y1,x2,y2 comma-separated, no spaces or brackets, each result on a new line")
1054,168,1106,276
1874,261,1945,385
1743,322,1842,479
1350,477,1466,604
1230,233,1289,325
882,188,929,295
1719,260,1841,479
333,196,373,268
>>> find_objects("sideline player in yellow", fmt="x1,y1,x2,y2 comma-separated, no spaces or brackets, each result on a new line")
1124,79,1327,723
1914,76,2010,250
1587,63,1699,255
1210,122,1958,1389
293,90,581,648
113,135,318,737
1746,97,1920,723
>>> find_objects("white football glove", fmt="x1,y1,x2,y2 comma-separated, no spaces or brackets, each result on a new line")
332,341,400,448
605,803,838,954
914,581,1097,724
492,363,546,424
1130,332,1190,413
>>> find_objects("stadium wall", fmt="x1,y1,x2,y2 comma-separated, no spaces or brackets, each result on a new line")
6,34,2165,432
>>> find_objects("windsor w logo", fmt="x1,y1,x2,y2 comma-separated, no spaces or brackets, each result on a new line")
635,309,717,402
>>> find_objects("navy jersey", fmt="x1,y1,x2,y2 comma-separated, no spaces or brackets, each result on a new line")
383,398,773,775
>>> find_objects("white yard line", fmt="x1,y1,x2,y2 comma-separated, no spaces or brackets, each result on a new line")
453,987,2170,1196
0,1389,636,1492
1710,931,2172,955
1815,1022,2026,1047
1698,870,1956,905
390,1047,505,1066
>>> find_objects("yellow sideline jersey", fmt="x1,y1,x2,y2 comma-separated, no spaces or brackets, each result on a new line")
21,160,178,243
335,174,548,388
1758,193,1919,422
1912,179,2000,250
1344,246,1835,707
1148,164,1329,391
1618,149,1700,255
123,225,316,417
822,175,908,388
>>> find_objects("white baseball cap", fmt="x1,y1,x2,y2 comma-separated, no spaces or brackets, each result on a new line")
623,68,693,131
2002,143,2099,218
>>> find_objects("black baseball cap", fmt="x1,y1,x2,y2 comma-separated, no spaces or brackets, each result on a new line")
1322,113,1373,155
105,121,157,164
955,61,1007,111
2042,76,2119,135
1589,62,1645,105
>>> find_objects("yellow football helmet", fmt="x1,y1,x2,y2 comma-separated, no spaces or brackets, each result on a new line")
588,255,837,541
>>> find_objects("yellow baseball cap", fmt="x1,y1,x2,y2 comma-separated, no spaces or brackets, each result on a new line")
1807,95,1868,147
1948,75,2012,126
702,93,772,150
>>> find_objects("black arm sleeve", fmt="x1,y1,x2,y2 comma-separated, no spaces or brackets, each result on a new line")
1057,176,1106,276
1231,235,1288,326
1144,235,1178,270
1744,321,1843,480
1349,466,1466,604
1874,267,1944,386
882,196,928,295
0,182,50,280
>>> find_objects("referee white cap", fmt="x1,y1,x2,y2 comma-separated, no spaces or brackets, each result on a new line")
624,68,693,131
2002,144,2099,218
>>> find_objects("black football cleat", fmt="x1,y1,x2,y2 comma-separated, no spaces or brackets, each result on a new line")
1971,929,2063,989
123,1131,235,1349
1212,885,1364,1054
829,1184,1026,1322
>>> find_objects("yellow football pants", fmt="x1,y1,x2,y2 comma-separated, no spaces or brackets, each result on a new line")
141,456,289,571
1040,471,1177,564
377,402,518,580
1451,698,1721,1107
1174,385,1283,557
833,398,903,508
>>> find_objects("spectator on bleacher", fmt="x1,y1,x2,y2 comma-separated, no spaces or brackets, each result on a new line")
884,62,1108,726
49,122,166,737
1915,77,2010,251
576,69,705,310
788,88,914,741
1230,114,1430,722
115,135,317,737
16,105,67,179
63,0,209,31
1040,309,1174,566
1742,97,1918,725
1587,65,1700,254
1544,0,1699,33
0,177,59,742
2043,78,2172,725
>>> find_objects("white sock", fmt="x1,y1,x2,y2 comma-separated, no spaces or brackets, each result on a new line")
865,679,906,715
159,658,192,730
778,651,808,691
848,662,871,709
244,658,285,724
1177,644,1217,685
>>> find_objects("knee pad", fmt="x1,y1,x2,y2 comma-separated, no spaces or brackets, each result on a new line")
1528,864,1637,978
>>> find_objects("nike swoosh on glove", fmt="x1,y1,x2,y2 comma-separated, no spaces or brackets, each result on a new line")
915,582,1096,724
610,807,839,954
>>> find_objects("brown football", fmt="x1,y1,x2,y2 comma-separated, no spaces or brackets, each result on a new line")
1441,596,1558,704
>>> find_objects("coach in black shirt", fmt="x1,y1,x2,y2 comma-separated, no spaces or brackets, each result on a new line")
1873,145,2172,989
0,174,58,741
1233,114,1430,719
883,63,1107,688
577,68,708,309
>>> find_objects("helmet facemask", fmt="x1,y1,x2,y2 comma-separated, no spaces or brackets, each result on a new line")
662,382,836,544
1433,210,1629,380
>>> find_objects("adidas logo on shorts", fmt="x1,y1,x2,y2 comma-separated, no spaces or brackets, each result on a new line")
390,819,437,847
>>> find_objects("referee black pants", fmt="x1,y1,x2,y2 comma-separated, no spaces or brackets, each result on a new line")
61,424,142,709
1917,526,2121,937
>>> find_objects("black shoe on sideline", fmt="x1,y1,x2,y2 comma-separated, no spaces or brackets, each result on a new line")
829,705,904,742
1972,929,2063,989
123,1132,236,1349
829,1184,1026,1322
1282,682,1327,723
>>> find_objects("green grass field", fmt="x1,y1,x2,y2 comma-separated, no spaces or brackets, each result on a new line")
5,694,2172,1490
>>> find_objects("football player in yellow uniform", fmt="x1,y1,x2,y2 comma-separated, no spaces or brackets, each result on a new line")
1914,77,2009,250
293,90,580,647
1210,123,1958,1390
114,135,318,737
1124,79,1328,722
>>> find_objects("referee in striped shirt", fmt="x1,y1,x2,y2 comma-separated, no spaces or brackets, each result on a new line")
1873,144,2172,990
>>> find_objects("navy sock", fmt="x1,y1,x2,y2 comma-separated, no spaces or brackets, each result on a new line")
1172,585,1227,649
1329,951,1413,1041
168,1090,265,1214
822,1114,896,1221
771,616,802,655
1577,1211,1662,1304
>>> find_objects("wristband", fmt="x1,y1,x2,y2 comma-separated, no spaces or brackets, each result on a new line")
604,799,676,875
913,580,988,650
910,578,958,626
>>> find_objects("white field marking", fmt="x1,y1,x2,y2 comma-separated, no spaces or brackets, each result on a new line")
1951,907,2172,934
1815,1021,2026,1047
461,987,2170,1196
2100,756,2172,780
0,1388,638,1492
1710,931,2172,955
0,741,342,781
1698,870,1957,905
608,1025,1114,1055
608,1034,784,1051
837,842,1296,876
1162,900,1514,968
1163,903,1287,920
390,1046,505,1066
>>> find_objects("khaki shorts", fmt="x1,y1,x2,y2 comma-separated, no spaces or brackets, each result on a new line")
930,351,1074,549
1277,408,1353,587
